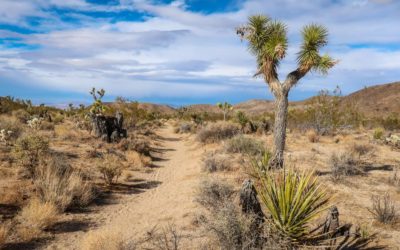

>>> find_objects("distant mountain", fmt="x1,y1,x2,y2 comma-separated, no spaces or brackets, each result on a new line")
2,82,398,118
137,102,176,115
232,81,400,117
341,81,400,117
234,99,275,115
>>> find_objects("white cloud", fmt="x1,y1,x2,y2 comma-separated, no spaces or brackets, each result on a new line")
0,0,399,103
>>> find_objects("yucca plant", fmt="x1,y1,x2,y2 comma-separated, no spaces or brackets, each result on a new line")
256,169,330,242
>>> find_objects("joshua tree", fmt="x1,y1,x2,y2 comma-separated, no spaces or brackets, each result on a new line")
216,102,233,121
237,15,336,168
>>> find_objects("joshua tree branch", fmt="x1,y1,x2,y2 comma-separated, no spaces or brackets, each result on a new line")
283,66,310,92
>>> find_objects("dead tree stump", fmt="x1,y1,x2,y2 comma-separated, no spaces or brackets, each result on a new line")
91,111,127,142
239,179,264,222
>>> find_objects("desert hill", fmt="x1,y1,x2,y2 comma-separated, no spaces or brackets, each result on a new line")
341,81,400,117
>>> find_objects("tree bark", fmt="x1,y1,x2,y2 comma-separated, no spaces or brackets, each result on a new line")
269,90,289,168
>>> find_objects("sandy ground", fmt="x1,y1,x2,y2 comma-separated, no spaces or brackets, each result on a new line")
44,123,206,249
9,122,398,249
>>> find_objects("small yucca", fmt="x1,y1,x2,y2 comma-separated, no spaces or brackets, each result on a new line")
257,169,329,242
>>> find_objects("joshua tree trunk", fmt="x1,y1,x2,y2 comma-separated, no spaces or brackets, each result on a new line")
223,111,226,121
269,90,289,168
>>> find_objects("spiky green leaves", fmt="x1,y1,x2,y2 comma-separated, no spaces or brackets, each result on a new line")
216,102,233,111
297,24,336,74
237,15,288,81
257,169,330,241
302,24,328,50
264,21,288,60
238,15,336,88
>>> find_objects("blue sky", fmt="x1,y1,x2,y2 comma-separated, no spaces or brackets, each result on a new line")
0,0,399,106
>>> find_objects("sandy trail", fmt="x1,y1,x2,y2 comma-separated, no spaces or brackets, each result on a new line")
45,123,204,249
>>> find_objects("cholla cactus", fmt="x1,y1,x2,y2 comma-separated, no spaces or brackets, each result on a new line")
216,102,233,121
0,129,13,145
27,117,43,130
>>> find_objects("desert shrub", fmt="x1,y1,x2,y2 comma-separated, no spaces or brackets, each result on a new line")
350,143,374,161
13,134,49,177
12,109,30,123
40,121,55,130
17,199,59,241
202,152,231,172
373,127,384,140
197,122,240,143
81,230,134,250
34,158,94,212
329,152,363,181
143,224,180,250
0,183,27,206
306,129,319,143
175,122,192,134
97,154,124,185
0,117,23,142
235,111,249,128
380,113,400,130
196,179,235,210
196,179,284,249
257,169,329,242
129,137,151,156
52,113,65,124
200,201,266,249
224,135,265,156
368,194,397,224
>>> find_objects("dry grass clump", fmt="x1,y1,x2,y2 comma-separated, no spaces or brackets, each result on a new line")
196,179,235,210
17,199,59,241
200,202,267,249
329,152,363,181
143,224,180,250
0,116,24,142
12,134,49,177
34,158,94,212
80,230,134,250
12,109,30,123
202,152,231,172
97,154,125,185
197,121,240,143
40,121,55,130
120,136,152,156
306,129,320,143
0,183,27,206
368,193,398,224
196,179,282,249
224,134,265,156
174,122,192,134
350,143,375,161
